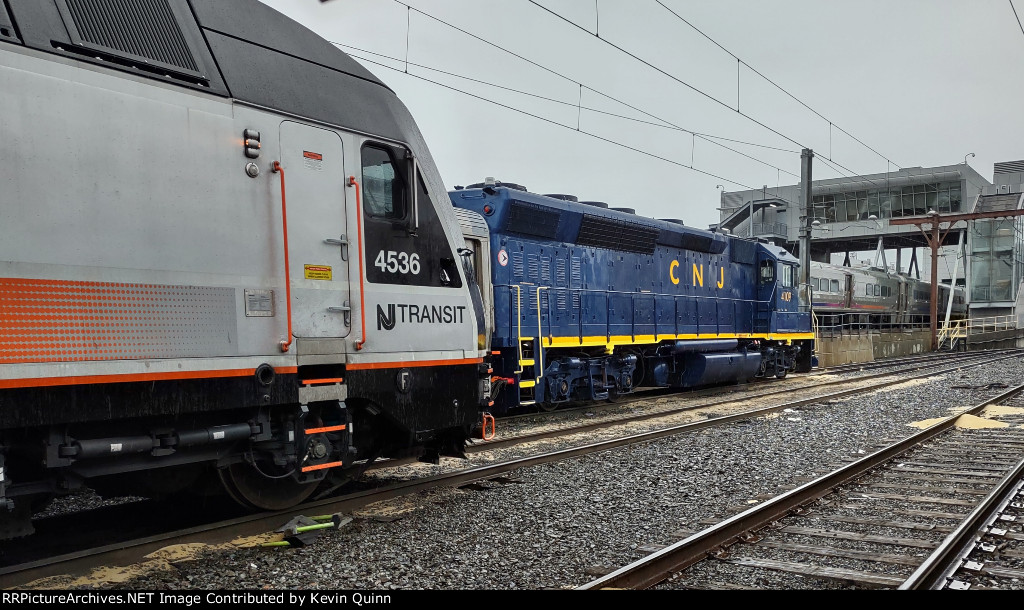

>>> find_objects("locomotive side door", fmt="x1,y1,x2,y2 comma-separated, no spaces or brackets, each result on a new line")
755,256,776,332
843,273,853,309
278,121,351,339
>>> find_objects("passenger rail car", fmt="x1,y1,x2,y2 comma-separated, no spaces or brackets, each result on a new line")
451,185,815,414
809,261,967,325
0,0,491,538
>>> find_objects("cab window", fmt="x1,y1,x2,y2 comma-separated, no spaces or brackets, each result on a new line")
361,145,407,219
780,264,794,288
760,260,775,284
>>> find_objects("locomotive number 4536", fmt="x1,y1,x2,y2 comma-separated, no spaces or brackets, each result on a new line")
374,250,421,275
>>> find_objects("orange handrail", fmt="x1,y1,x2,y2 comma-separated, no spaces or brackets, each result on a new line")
349,176,367,351
481,412,495,440
272,161,294,353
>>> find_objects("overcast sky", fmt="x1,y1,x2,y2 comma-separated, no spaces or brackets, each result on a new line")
258,0,1024,230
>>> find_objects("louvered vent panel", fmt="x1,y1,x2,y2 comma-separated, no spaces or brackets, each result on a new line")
506,201,560,239
61,0,199,73
576,214,658,254
527,254,539,281
994,160,1024,175
570,258,582,288
555,259,567,286
512,252,524,279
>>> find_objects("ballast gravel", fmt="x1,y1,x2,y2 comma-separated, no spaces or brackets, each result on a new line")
44,352,1024,590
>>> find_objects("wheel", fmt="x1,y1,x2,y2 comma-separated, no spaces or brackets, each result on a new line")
607,368,635,402
775,366,788,379
538,401,559,413
218,461,319,511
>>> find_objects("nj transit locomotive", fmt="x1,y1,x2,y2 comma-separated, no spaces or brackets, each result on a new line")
450,184,815,414
809,261,967,324
0,0,491,538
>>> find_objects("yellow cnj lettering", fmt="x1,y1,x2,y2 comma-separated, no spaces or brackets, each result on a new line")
669,260,680,285
717,267,725,289
693,263,703,287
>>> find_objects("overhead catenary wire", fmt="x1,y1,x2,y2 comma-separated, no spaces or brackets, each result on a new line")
528,0,903,186
654,0,903,172
389,1,801,174
1012,0,1024,39
337,42,801,177
526,0,809,151
379,1,903,209
343,51,800,199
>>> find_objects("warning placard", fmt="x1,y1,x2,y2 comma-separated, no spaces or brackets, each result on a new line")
304,264,333,280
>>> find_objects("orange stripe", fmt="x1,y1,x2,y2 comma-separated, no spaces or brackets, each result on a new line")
301,378,344,385
347,357,483,371
301,461,343,473
0,367,299,390
305,424,346,434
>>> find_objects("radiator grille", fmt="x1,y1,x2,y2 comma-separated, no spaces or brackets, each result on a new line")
58,0,201,75
575,214,659,254
506,201,560,239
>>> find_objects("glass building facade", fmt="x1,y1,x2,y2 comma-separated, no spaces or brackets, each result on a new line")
812,180,962,224
968,192,1024,305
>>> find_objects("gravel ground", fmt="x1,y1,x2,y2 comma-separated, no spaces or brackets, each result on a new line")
31,351,1024,590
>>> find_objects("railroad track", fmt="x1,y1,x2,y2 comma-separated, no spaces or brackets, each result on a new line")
816,350,987,375
470,349,1018,453
496,348,1006,424
579,383,1024,590
2,349,1020,589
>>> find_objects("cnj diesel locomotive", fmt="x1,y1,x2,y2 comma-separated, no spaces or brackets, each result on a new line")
451,183,815,414
0,0,491,538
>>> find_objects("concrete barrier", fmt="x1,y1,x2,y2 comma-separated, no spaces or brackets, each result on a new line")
814,329,930,368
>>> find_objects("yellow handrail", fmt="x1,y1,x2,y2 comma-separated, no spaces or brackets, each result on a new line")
536,286,549,383
514,285,523,375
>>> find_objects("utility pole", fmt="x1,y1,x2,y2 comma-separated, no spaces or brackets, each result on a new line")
890,207,1024,350
799,149,814,309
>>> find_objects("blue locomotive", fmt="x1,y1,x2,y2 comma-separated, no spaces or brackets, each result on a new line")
451,183,815,414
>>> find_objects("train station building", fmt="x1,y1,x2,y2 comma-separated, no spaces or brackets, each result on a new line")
716,160,1024,325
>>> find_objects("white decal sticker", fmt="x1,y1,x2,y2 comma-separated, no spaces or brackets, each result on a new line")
497,249,509,267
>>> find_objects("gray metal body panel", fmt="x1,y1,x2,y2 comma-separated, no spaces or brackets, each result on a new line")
0,43,479,384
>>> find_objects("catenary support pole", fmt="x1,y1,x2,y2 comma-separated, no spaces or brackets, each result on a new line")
799,149,814,309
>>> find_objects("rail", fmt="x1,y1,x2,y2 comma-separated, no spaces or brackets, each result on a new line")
813,318,934,339
752,221,788,238
497,284,799,344
938,314,1018,349
963,314,1018,333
